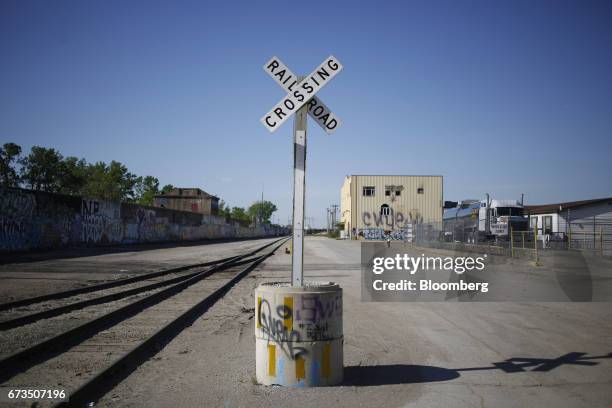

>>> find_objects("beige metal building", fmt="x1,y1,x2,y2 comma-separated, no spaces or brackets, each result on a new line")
154,188,219,215
340,175,443,239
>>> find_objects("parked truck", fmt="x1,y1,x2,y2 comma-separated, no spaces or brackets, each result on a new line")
443,194,529,243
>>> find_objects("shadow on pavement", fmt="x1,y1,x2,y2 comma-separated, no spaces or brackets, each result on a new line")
343,364,459,385
343,352,611,386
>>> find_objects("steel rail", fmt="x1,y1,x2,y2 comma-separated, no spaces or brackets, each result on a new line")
0,238,282,312
0,253,267,331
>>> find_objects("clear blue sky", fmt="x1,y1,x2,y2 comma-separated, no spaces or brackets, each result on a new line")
1,0,611,227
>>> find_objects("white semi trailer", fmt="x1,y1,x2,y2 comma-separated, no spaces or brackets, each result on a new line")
443,194,529,243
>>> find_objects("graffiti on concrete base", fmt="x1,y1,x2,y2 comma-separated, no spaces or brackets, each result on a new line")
258,298,307,359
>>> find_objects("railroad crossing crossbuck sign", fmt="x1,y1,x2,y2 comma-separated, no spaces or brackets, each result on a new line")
260,55,343,287
261,56,343,133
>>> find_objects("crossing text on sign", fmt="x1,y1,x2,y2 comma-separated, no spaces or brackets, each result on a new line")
261,56,343,132
263,56,341,134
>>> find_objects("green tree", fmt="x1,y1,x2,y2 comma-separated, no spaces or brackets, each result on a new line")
82,160,138,201
19,146,63,191
161,184,174,194
134,175,160,206
218,200,231,219
57,156,88,195
0,142,22,187
247,200,278,224
230,206,250,224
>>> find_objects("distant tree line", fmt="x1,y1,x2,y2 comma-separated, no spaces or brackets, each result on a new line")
0,142,173,205
1,142,280,225
217,199,278,226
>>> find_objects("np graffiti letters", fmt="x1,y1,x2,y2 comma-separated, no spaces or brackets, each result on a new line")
81,198,122,244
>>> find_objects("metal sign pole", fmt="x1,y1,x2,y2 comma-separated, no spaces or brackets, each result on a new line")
291,93,307,287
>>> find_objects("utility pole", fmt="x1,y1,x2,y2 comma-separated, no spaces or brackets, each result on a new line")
260,183,264,225
330,204,339,232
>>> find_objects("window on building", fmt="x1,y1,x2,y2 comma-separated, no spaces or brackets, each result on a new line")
363,186,375,197
380,204,391,216
395,190,401,196
385,189,391,196
530,217,538,228
417,187,424,194
543,216,553,235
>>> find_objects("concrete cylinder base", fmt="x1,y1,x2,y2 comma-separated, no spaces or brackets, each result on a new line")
255,281,343,387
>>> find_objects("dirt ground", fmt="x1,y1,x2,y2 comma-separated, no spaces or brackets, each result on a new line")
78,236,612,408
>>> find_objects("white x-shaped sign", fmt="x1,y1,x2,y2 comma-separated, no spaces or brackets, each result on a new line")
261,56,342,134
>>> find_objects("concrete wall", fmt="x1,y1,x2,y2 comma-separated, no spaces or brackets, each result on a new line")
0,187,283,253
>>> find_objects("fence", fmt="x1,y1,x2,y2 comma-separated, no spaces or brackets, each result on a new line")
412,219,611,259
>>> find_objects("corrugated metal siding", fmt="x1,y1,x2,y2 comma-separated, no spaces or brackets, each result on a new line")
564,203,612,229
350,175,443,230
563,203,612,255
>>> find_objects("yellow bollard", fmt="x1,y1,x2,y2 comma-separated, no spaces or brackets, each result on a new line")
510,227,514,258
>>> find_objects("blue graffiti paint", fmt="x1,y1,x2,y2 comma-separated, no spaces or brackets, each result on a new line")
311,359,321,385
277,357,285,385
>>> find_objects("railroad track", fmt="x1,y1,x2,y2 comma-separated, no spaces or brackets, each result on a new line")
0,239,280,331
0,237,288,407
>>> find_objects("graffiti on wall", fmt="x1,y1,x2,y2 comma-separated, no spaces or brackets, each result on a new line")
137,208,156,241
360,208,419,241
0,190,36,250
136,208,172,242
81,198,122,244
362,210,423,229
361,227,413,241
1,188,283,253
